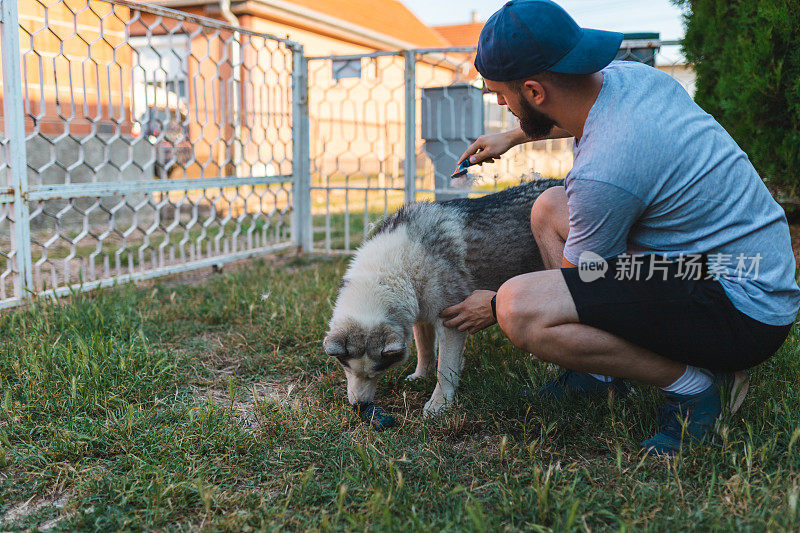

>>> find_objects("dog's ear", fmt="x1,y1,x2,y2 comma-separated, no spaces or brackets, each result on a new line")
323,333,347,357
374,336,405,372
381,341,404,355
380,326,403,353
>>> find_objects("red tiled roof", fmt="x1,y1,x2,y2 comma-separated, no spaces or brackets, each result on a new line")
291,0,449,47
434,22,484,47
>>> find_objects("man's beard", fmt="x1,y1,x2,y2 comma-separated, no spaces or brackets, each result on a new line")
515,97,557,140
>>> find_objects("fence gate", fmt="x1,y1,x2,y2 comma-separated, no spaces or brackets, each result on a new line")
0,0,307,309
306,51,407,252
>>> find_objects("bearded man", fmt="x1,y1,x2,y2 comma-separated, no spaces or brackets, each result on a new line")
440,0,799,455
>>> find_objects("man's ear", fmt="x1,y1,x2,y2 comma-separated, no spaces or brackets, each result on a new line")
522,79,546,106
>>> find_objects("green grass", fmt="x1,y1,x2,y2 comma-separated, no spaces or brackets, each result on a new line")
1,255,799,530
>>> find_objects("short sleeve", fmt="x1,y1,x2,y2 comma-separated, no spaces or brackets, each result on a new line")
562,178,647,265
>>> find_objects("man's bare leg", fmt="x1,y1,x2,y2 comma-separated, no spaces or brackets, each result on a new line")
522,181,736,456
531,186,570,269
530,186,612,378
495,270,686,387
526,185,685,386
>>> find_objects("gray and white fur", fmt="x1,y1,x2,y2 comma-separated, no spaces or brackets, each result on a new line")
323,179,561,416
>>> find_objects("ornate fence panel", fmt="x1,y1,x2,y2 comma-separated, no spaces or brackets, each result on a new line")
306,51,407,252
0,0,304,308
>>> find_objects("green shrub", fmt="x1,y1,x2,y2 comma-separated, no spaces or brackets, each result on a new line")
674,0,800,197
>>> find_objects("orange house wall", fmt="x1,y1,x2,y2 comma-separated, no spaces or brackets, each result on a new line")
0,0,133,136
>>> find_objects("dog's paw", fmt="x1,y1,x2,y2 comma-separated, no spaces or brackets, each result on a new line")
422,395,451,417
405,370,428,381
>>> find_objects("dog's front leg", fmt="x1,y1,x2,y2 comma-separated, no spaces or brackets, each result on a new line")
407,321,436,380
423,323,466,417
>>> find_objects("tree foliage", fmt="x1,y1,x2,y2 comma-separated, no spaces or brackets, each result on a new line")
674,0,800,196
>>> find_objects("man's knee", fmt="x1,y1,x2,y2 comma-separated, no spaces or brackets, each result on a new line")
495,271,576,357
530,185,566,233
496,277,547,351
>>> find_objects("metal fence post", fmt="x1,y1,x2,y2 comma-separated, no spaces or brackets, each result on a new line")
1,0,33,299
291,44,312,252
403,49,417,205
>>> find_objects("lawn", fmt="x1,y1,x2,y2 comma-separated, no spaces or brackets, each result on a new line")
1,254,799,530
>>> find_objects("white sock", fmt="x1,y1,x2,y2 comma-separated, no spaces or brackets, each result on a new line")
662,365,712,395
589,373,614,383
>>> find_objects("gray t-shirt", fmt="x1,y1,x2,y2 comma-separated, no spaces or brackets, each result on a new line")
563,60,799,326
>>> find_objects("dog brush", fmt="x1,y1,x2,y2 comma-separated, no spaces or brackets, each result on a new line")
354,402,396,430
450,158,472,179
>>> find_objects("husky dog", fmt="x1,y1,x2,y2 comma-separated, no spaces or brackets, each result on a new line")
323,179,561,415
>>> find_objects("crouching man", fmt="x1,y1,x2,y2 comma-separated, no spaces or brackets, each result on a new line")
441,0,799,455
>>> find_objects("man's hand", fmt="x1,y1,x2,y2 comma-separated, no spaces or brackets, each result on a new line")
439,290,497,334
456,129,526,168
456,126,574,170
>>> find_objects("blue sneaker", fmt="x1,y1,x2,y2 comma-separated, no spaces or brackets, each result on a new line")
641,371,748,456
530,370,630,400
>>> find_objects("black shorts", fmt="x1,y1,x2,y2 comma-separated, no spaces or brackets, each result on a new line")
561,255,793,372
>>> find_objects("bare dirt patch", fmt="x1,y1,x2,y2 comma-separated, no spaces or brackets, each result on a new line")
192,381,309,429
452,434,506,457
189,332,246,378
1,491,71,531
184,332,315,429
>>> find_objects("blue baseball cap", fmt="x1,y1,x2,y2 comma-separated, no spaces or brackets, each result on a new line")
475,0,624,81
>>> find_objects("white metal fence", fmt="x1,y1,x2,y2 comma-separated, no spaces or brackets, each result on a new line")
1,0,689,307
0,0,310,309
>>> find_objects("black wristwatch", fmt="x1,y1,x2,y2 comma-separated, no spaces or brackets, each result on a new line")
490,294,497,320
